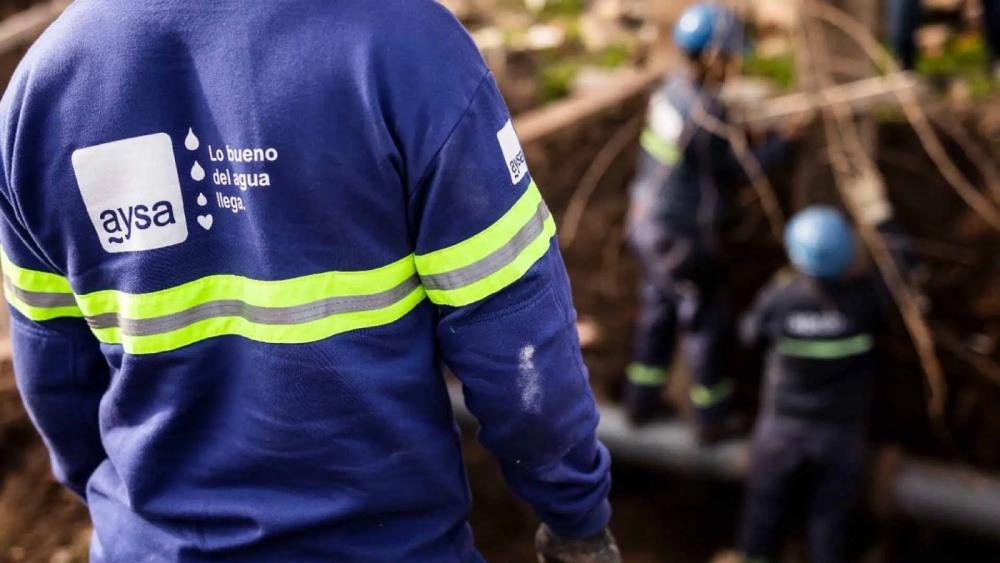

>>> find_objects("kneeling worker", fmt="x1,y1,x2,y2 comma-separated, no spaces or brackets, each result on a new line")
0,1,618,561
737,206,904,563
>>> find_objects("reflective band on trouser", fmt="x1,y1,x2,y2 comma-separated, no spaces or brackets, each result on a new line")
626,363,670,386
690,379,735,408
640,128,680,166
415,181,557,307
777,334,874,359
1,248,83,321
74,255,426,355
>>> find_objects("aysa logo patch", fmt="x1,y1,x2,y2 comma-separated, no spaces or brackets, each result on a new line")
496,119,528,185
72,133,188,253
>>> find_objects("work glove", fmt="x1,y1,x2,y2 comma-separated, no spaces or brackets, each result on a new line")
843,168,893,227
535,524,622,563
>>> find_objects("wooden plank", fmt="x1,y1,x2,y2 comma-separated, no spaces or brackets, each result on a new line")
733,72,924,127
513,61,667,145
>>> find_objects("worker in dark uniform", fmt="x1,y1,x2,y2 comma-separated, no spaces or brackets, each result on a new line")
737,205,904,563
623,3,799,442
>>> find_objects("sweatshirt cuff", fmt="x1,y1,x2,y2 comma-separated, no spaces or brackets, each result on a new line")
544,497,612,540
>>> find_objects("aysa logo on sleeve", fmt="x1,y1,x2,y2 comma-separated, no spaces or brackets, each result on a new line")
496,119,528,185
72,133,188,253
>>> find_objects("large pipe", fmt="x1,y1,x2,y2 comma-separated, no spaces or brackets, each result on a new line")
448,385,1000,541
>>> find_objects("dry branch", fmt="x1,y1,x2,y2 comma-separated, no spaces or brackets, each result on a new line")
810,0,1000,230
797,0,950,433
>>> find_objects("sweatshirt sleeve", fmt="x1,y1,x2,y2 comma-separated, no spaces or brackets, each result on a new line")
0,193,109,501
407,72,611,539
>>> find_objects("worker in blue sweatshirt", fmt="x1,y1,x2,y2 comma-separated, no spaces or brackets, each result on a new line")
737,202,909,563
623,3,800,441
0,1,619,561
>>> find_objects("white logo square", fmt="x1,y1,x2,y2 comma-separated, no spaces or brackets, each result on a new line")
497,119,528,185
72,133,188,253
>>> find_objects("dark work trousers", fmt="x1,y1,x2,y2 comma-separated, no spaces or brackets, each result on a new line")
739,416,866,563
628,223,735,427
889,0,1000,69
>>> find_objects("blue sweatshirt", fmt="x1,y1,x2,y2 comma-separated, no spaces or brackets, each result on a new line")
0,1,611,561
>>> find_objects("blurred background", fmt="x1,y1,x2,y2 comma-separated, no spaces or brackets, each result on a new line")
0,1,997,561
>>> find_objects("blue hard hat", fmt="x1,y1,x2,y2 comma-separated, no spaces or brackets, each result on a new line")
784,206,857,278
673,3,742,56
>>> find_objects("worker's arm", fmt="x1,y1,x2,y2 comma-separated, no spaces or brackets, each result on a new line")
739,272,789,348
0,203,109,501
408,72,611,540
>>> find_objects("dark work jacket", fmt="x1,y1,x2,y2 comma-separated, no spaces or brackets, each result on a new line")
741,270,890,425
628,73,790,246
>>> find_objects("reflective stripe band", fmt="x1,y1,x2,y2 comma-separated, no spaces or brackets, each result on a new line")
626,363,670,386
420,202,550,291
690,379,735,408
75,255,425,355
90,283,425,355
1,248,83,321
777,334,874,359
87,276,421,335
640,128,680,166
415,182,557,307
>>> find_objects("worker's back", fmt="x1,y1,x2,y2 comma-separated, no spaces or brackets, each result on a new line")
0,1,610,561
743,272,887,425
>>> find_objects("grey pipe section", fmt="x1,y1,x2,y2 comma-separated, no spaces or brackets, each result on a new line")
448,385,1000,541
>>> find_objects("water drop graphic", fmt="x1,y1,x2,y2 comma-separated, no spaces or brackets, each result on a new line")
191,161,206,182
197,193,208,206
184,128,200,151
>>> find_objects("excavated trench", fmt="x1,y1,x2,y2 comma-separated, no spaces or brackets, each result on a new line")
0,3,999,562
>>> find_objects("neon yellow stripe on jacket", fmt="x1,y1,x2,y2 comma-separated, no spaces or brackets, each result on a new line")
1,247,83,321
414,182,557,307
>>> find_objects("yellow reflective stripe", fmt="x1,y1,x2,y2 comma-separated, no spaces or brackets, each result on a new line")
423,215,555,307
777,334,874,359
91,285,426,355
626,363,670,386
0,247,73,294
1,247,83,321
640,128,680,166
414,182,544,276
690,379,735,408
75,255,416,319
4,290,84,321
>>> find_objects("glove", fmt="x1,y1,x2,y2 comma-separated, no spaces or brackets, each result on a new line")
844,169,893,227
535,524,622,563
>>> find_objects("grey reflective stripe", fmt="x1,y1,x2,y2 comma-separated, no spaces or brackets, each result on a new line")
420,201,550,291
3,277,78,308
86,275,421,336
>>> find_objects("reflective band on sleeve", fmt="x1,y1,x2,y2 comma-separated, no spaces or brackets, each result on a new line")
777,334,874,359
690,379,735,408
1,248,83,321
415,182,557,307
640,128,680,166
626,363,670,386
75,255,426,355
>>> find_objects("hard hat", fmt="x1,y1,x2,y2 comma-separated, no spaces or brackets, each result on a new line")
784,206,856,278
672,3,743,56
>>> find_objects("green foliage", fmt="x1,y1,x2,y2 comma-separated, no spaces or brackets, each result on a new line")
596,44,630,68
537,0,585,17
742,53,796,90
540,60,581,102
916,34,998,98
